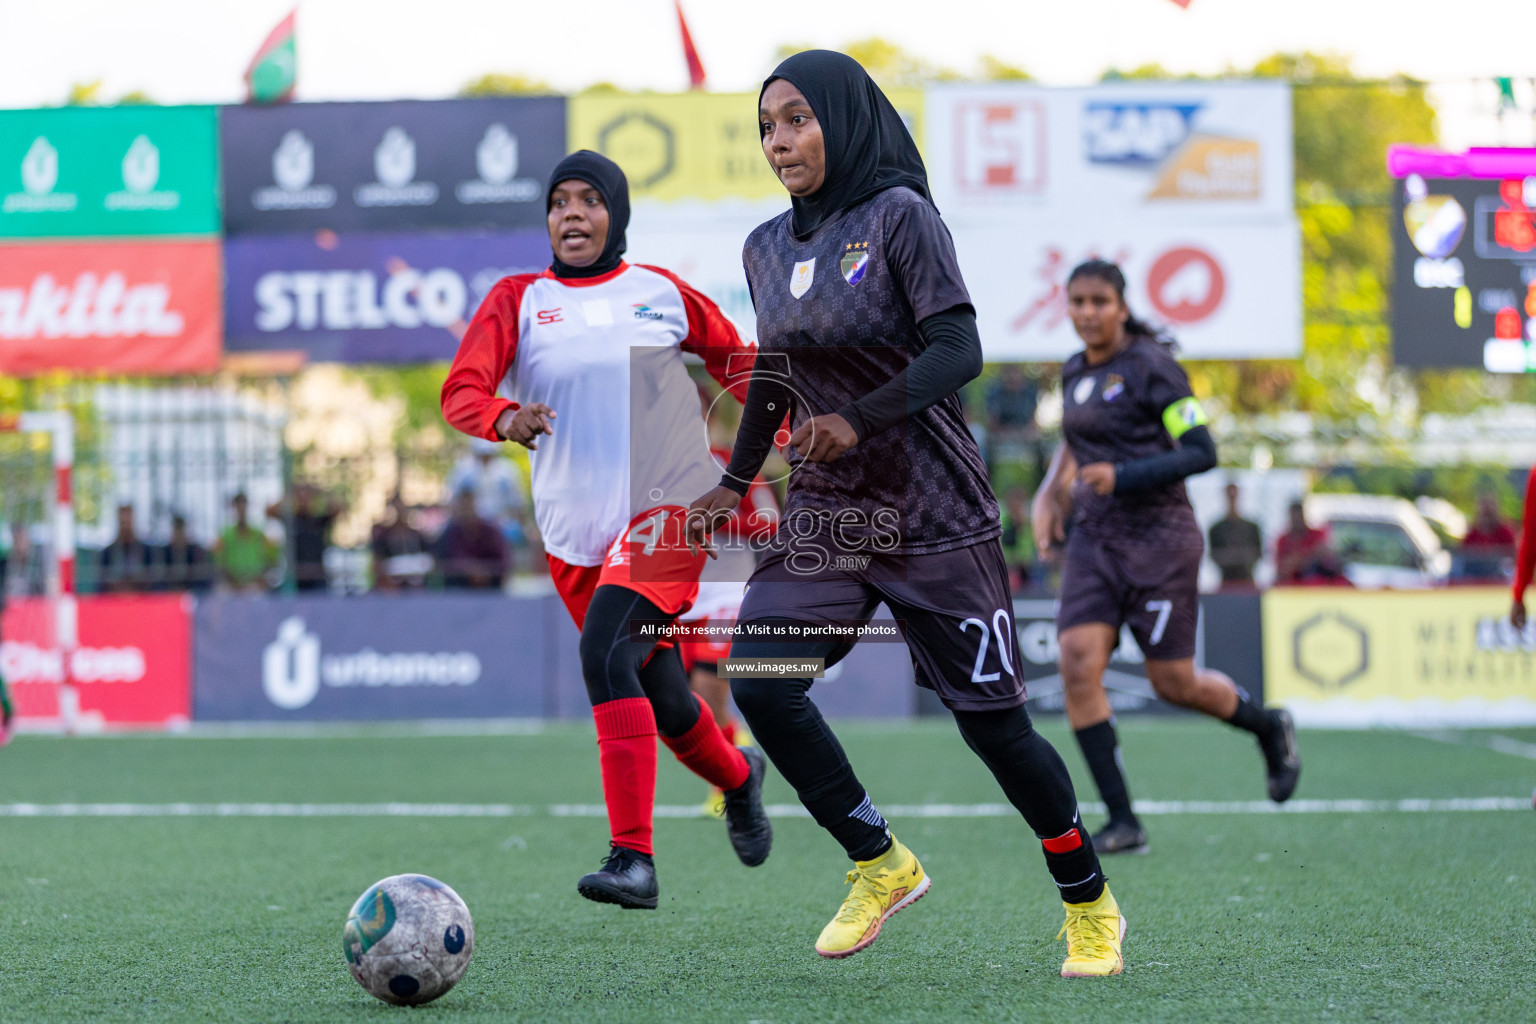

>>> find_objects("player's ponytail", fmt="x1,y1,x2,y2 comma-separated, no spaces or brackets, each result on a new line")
1066,259,1178,352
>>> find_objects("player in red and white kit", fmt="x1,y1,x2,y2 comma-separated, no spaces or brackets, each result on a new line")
441,151,771,909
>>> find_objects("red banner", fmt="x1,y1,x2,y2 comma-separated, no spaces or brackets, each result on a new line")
0,239,221,375
1,594,193,727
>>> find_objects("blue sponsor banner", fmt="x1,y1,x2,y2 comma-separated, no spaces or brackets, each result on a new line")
220,98,566,234
223,229,549,362
193,593,570,721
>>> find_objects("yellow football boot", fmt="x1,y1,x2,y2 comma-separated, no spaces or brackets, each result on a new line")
1057,886,1126,978
814,836,930,959
701,787,726,820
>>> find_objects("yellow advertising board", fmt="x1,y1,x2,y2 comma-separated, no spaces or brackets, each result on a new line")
1262,587,1536,726
568,90,924,203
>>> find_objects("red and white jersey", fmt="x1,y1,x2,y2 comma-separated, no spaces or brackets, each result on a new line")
442,262,754,566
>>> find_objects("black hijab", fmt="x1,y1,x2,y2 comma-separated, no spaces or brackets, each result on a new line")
761,50,933,240
546,150,630,279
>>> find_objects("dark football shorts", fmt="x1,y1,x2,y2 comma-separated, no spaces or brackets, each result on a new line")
734,538,1026,711
1056,532,1201,661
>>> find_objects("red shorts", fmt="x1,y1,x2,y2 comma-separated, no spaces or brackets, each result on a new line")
546,505,706,630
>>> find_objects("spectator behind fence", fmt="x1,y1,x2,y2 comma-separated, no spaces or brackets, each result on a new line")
3,522,45,598
434,487,509,590
269,483,342,592
1275,500,1350,586
1459,492,1516,582
98,503,155,592
372,493,433,591
447,438,527,547
985,363,1043,478
998,485,1035,593
215,493,279,593
1208,482,1264,591
157,514,212,593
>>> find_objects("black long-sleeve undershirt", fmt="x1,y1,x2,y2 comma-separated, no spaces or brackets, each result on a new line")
1111,425,1217,495
719,307,982,495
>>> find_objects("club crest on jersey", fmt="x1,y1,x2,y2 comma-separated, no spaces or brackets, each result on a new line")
1103,374,1125,402
1073,376,1097,405
840,242,870,285
790,258,816,299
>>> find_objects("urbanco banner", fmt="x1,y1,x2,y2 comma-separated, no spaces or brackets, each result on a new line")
924,81,1293,222
570,90,923,203
953,218,1302,360
193,594,562,721
1,594,192,727
223,230,549,362
0,239,222,375
221,98,566,234
0,105,219,238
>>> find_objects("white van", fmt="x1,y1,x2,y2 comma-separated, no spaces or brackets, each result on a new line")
1303,494,1451,590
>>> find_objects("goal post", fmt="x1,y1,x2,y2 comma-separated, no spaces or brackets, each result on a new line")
0,411,79,731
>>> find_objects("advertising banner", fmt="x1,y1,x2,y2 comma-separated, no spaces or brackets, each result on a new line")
193,593,561,721
1262,587,1536,726
924,82,1292,222
1389,171,1536,370
1013,593,1262,715
570,90,923,203
221,98,566,234
0,239,222,375
953,218,1301,360
0,106,219,238
1,594,192,727
223,230,548,362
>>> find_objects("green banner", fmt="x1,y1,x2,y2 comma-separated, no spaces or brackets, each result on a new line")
0,106,219,238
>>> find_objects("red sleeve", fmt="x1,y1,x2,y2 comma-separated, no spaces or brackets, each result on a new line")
640,264,756,403
1514,466,1536,601
440,276,532,442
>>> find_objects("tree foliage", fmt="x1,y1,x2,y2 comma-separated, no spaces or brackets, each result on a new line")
458,73,555,97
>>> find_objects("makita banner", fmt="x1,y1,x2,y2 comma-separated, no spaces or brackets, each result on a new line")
1,594,193,727
0,105,219,238
193,594,564,721
220,98,566,234
0,239,221,375
223,230,547,362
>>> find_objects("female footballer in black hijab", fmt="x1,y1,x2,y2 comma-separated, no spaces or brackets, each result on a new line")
686,50,1127,977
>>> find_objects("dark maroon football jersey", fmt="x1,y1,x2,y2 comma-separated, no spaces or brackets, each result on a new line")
1059,336,1204,549
741,186,998,555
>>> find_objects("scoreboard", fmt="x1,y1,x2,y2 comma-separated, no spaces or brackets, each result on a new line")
1389,147,1536,371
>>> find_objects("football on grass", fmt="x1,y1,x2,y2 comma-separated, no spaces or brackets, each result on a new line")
343,874,475,1005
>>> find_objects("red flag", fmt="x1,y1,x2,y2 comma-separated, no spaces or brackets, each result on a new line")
675,0,706,90
245,9,298,104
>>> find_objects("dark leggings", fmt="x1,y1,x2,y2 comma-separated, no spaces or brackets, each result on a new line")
732,622,1103,899
579,585,700,738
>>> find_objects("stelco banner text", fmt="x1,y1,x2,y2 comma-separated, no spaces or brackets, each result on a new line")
223,230,548,362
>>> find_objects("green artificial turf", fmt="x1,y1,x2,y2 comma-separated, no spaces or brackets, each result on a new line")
0,719,1532,1023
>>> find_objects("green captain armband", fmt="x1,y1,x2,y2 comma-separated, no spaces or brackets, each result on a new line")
1161,396,1209,440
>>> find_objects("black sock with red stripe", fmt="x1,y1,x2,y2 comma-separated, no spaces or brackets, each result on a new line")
952,706,1105,905
1075,719,1138,826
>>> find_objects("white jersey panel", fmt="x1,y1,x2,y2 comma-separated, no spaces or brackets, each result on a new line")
507,266,721,566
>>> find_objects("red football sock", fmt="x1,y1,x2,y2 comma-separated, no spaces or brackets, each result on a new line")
592,698,658,856
719,719,738,746
662,696,750,791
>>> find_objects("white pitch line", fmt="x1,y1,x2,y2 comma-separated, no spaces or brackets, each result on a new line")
0,798,1528,818
1412,730,1536,762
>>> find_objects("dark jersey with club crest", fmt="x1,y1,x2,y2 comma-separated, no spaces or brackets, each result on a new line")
741,186,998,555
1060,336,1206,549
